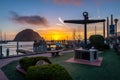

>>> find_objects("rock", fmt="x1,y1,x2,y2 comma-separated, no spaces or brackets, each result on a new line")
16,65,27,75
35,60,49,66
14,29,42,41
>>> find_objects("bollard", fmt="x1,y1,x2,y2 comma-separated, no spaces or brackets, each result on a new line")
0,46,2,58
17,41,19,55
6,48,9,57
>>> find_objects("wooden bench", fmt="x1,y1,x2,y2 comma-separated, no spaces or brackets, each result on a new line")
46,50,63,57
16,49,33,54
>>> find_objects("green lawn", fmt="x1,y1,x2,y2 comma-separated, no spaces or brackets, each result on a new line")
2,49,120,80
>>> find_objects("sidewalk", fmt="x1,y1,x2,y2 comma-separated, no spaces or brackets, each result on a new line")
0,50,73,80
0,53,51,80
0,69,8,80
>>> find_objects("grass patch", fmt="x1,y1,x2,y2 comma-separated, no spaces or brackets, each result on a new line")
2,49,120,80
1,61,25,80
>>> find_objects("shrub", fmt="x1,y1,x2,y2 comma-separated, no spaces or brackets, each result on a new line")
103,44,110,50
19,56,51,71
113,43,119,52
85,43,92,50
89,35,104,50
26,64,73,80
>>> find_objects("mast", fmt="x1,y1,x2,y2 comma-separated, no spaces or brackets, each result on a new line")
95,26,96,35
0,30,2,41
4,32,6,41
77,26,79,40
73,29,76,40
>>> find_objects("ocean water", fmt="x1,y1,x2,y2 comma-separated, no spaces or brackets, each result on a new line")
0,41,62,57
0,41,34,57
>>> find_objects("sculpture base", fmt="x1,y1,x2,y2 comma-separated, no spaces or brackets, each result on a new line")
66,57,103,66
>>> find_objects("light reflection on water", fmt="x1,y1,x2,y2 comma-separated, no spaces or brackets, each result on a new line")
0,41,57,57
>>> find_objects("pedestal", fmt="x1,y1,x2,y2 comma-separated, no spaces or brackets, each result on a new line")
89,49,98,62
74,48,98,62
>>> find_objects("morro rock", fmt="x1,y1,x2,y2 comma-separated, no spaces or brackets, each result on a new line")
14,29,43,41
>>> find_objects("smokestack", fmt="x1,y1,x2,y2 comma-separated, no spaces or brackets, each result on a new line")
111,14,113,25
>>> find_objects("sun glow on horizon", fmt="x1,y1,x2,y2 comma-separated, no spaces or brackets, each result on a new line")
52,34,61,40
44,32,70,40
37,29,105,41
37,30,73,40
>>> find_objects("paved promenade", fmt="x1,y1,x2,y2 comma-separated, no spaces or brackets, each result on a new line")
0,50,73,80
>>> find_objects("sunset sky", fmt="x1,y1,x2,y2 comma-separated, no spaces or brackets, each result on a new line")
0,0,120,40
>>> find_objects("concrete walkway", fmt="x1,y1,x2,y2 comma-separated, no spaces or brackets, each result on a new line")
0,50,73,80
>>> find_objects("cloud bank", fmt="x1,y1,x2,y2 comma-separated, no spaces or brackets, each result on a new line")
43,0,116,6
10,11,48,27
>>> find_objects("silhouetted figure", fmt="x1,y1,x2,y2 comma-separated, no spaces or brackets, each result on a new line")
33,40,38,52
80,41,84,49
6,48,9,57
37,39,47,52
55,43,60,50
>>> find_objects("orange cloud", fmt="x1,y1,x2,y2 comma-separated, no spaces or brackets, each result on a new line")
44,0,82,6
54,0,82,5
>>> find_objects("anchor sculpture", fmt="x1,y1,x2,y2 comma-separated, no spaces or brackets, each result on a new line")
64,12,105,47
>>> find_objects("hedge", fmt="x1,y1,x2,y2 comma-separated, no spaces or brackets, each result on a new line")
19,56,51,71
26,64,73,80
89,35,104,50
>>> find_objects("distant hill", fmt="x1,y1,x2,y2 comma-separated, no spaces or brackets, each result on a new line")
14,29,43,41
